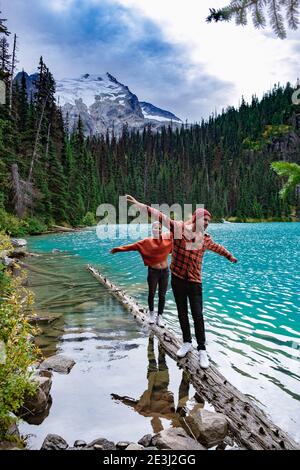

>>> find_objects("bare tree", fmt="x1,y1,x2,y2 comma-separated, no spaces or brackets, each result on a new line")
11,164,40,218
27,96,48,184
9,33,17,110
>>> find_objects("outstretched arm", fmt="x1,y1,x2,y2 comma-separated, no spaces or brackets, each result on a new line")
204,236,237,262
126,194,179,234
110,241,140,254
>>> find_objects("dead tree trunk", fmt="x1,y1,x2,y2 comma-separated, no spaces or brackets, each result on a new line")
9,33,17,110
28,97,47,184
87,264,299,451
11,163,25,218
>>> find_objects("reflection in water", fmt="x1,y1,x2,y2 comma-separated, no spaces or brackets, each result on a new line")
20,253,203,449
112,335,204,434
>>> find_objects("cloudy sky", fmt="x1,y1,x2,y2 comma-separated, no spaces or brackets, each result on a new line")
3,0,300,121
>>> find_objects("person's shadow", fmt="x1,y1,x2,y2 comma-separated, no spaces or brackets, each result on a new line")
111,335,204,433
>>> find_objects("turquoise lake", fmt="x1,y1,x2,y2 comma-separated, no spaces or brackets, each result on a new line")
22,222,300,446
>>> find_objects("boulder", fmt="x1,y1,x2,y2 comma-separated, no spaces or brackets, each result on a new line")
2,256,14,267
152,427,206,451
116,441,131,450
138,434,153,447
87,438,116,450
74,440,87,448
41,434,68,450
34,375,52,397
22,387,48,415
184,409,228,448
11,238,27,248
126,443,144,450
19,370,52,422
39,355,75,374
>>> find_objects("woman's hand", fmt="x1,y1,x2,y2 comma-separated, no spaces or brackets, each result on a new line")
230,256,238,263
125,194,139,205
110,248,118,254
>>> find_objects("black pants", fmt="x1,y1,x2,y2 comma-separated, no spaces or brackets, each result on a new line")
147,267,169,315
171,274,206,350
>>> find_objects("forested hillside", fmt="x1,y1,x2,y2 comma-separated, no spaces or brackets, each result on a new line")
1,15,300,234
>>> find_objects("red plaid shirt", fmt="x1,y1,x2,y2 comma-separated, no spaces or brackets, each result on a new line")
146,206,234,283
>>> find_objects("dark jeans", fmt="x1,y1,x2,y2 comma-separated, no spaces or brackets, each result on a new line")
171,274,206,351
147,267,169,315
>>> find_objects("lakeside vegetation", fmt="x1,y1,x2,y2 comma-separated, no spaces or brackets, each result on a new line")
0,232,39,441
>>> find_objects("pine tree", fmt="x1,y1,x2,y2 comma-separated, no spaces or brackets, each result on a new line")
0,36,11,75
0,11,10,36
207,1,300,39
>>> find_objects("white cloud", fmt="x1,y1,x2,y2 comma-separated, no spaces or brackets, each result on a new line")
6,0,300,120
46,0,75,12
116,0,299,110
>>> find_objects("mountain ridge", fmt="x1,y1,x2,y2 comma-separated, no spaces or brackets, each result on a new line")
14,71,182,136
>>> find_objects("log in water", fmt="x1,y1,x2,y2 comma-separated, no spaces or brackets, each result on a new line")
87,264,299,451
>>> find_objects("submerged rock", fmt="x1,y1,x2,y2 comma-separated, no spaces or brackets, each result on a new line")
41,434,68,450
152,427,206,451
27,314,61,325
184,409,228,448
39,355,76,374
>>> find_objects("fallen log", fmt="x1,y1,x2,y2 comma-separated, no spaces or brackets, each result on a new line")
50,225,78,233
87,264,299,451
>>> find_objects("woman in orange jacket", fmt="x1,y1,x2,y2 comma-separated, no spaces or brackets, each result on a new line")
110,222,172,327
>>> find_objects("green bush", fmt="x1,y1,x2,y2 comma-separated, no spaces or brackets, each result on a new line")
0,209,28,236
0,210,48,236
82,211,97,226
0,233,39,438
25,217,48,234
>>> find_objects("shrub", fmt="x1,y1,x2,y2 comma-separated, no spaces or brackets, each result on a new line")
0,209,28,236
0,233,39,438
82,211,96,226
25,217,48,235
0,210,48,236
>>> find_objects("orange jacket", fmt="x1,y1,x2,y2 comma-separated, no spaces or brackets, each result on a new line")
114,233,172,266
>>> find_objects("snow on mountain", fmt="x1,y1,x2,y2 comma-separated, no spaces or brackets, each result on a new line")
140,101,182,123
14,71,182,136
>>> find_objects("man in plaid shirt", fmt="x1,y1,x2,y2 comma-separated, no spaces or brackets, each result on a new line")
126,195,237,369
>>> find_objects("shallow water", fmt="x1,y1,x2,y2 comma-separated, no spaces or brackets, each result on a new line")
21,222,300,445
20,252,206,449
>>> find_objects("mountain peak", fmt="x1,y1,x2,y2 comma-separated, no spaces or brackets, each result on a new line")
106,72,119,84
14,71,183,135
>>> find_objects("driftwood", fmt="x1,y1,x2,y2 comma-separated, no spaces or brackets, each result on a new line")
49,225,78,233
27,314,61,325
87,264,299,450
